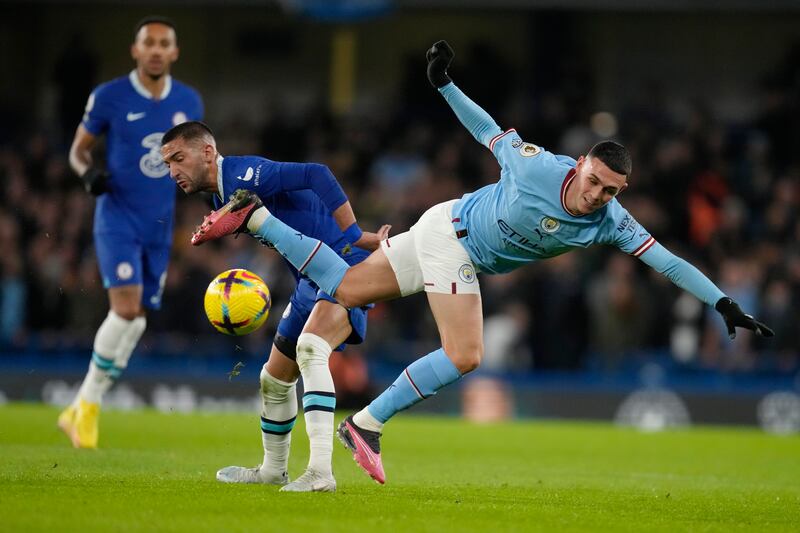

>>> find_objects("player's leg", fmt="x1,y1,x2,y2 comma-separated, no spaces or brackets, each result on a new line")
341,293,480,484
191,190,402,306
217,345,299,485
281,297,355,493
341,201,480,483
60,233,147,449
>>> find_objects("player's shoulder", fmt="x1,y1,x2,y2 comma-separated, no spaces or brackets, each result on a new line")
496,131,576,171
170,78,203,100
91,75,131,100
222,155,273,178
596,198,632,234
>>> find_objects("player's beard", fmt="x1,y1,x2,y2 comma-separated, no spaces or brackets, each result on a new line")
145,69,167,81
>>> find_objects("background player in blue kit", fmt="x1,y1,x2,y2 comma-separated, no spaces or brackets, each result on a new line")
58,16,204,449
160,121,389,492
192,41,774,485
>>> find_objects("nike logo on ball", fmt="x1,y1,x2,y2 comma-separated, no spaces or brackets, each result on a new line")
126,112,146,121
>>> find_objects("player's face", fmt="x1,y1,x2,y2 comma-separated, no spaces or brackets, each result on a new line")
131,23,179,79
161,138,215,194
571,156,627,214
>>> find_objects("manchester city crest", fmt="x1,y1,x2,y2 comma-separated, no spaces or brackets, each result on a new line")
458,264,476,283
540,217,560,233
519,143,541,157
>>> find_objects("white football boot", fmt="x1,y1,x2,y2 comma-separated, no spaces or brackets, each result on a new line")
279,469,336,493
216,465,288,485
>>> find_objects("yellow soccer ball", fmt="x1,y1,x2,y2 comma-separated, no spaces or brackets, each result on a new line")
204,269,271,336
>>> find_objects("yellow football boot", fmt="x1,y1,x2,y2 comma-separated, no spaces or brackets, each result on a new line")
70,399,100,449
57,404,77,440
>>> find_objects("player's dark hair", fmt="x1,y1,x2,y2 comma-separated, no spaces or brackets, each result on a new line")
162,121,215,146
587,141,632,177
133,15,176,41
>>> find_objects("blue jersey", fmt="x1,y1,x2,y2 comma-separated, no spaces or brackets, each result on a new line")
214,155,370,280
83,71,204,243
442,83,725,306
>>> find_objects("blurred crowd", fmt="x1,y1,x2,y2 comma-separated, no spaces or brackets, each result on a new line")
0,41,797,383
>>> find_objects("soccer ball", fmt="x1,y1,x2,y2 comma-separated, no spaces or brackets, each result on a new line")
204,269,271,336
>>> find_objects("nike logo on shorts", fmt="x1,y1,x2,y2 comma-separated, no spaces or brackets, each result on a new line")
126,112,146,121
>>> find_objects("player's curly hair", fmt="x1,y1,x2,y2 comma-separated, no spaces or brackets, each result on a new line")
588,141,632,177
133,15,176,41
162,121,215,146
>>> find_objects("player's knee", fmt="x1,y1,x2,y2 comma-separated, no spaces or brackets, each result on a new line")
332,284,360,309
295,333,332,372
447,344,483,374
111,304,141,321
260,365,295,401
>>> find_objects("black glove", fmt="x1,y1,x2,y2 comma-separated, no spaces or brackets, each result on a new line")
81,167,109,196
715,297,775,339
426,40,455,88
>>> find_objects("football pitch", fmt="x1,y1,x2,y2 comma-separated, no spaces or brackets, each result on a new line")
1,404,798,532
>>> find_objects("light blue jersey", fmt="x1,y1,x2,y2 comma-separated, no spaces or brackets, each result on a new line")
441,83,725,306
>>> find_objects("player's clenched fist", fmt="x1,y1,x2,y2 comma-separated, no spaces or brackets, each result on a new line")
81,167,109,196
426,40,455,88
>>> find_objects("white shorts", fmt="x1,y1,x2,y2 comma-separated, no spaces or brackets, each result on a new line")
380,200,480,296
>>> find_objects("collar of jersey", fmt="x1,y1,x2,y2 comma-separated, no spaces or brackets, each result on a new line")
216,155,225,202
560,168,585,218
129,70,172,100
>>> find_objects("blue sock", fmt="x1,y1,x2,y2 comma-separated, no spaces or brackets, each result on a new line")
256,215,349,296
367,348,462,423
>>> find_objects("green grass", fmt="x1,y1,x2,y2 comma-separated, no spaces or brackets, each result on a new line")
0,403,798,532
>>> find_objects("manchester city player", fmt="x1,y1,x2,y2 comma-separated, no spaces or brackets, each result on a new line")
191,41,774,485
58,16,204,449
160,121,389,492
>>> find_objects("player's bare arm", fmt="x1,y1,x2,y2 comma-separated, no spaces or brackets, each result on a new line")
69,124,108,195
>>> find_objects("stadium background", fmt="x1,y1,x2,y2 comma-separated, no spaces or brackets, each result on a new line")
0,0,798,430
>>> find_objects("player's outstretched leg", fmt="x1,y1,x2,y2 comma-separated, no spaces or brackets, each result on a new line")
191,190,349,298
337,414,384,484
216,366,295,485
338,347,462,483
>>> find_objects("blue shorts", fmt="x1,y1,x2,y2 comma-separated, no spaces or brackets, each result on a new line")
276,277,371,354
94,231,170,310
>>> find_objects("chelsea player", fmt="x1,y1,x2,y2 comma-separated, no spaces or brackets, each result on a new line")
192,41,773,485
58,16,204,449
160,121,389,492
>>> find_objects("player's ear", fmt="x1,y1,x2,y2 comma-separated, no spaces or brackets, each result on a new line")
171,45,180,62
619,183,628,194
203,143,214,161
130,42,137,62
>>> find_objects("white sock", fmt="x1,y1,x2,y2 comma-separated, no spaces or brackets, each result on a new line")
77,361,113,404
114,316,146,371
246,207,270,233
353,407,384,433
259,366,297,477
297,333,335,476
77,311,140,405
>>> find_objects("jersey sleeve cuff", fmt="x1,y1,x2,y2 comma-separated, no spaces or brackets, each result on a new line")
489,128,516,152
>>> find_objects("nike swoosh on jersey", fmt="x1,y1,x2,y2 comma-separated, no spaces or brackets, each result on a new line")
126,111,146,121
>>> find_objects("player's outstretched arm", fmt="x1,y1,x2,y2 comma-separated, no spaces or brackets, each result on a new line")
69,124,108,196
427,40,504,148
637,242,774,339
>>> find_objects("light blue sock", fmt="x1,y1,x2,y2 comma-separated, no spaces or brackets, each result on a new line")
367,348,462,423
256,215,349,296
